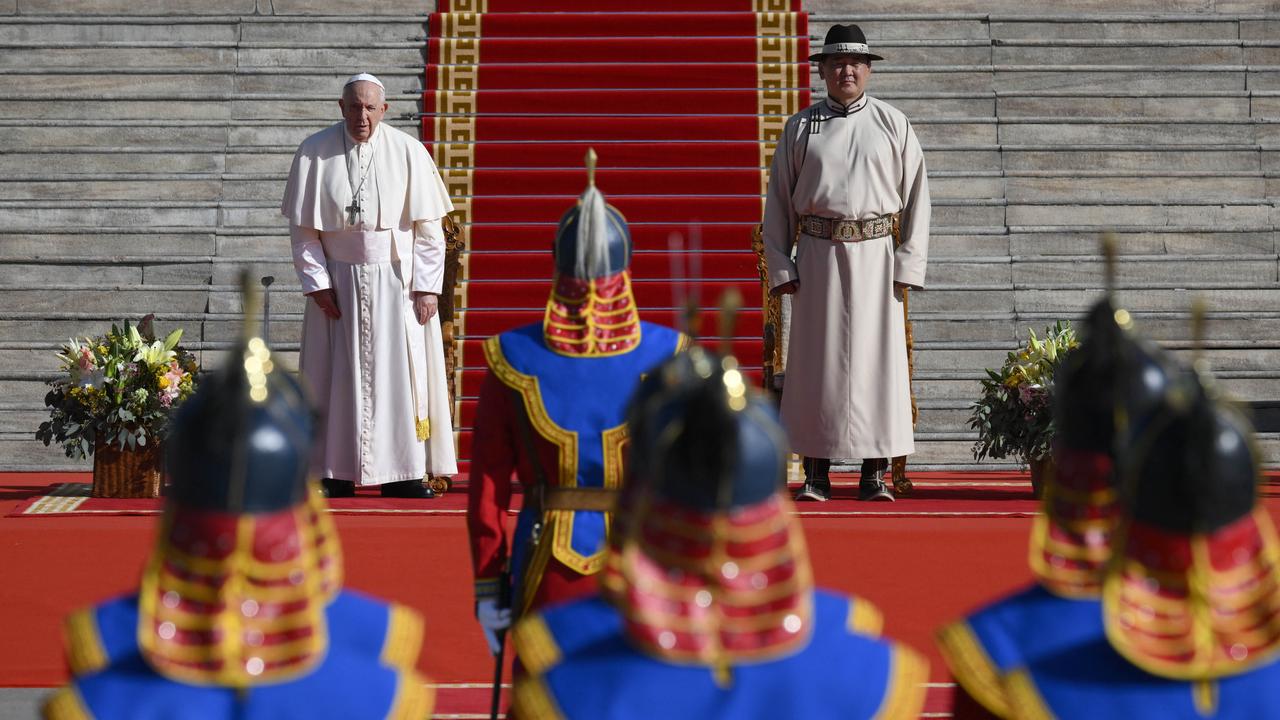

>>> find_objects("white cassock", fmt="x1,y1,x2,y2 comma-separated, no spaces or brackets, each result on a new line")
281,121,458,485
762,94,931,460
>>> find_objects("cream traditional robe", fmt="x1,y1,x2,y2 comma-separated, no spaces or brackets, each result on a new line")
762,94,931,460
282,121,457,484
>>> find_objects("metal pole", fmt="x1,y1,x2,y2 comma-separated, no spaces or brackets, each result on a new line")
260,276,275,344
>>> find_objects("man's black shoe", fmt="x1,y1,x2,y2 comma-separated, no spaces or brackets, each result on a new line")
858,458,894,501
795,477,831,502
380,479,436,499
857,478,895,502
321,478,355,498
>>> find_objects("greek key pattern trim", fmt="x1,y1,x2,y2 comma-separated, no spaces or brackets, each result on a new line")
431,16,480,386
756,12,801,191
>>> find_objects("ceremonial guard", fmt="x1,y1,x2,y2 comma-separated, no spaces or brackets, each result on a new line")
936,296,1152,716
941,303,1280,717
43,280,433,719
509,342,929,719
466,153,687,655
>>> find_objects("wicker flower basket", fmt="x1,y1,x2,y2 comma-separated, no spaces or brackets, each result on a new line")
92,439,163,498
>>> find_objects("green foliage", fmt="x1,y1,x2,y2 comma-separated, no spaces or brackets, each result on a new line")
968,320,1079,463
35,316,200,459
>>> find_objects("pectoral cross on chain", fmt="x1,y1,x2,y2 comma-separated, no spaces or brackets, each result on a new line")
345,200,361,226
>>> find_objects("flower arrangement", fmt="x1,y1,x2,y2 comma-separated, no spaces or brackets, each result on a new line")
968,320,1079,463
36,316,199,459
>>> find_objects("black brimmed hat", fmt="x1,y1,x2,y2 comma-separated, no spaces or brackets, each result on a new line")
809,23,884,63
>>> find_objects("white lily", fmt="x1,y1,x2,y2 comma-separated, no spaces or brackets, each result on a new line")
134,328,183,368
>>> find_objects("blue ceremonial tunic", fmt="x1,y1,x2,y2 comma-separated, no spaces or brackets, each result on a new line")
495,321,683,588
518,590,924,719
57,643,413,720
1014,620,1280,719
68,589,405,674
960,584,1104,673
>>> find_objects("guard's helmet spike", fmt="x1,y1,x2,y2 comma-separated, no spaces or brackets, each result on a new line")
585,147,598,188
1101,232,1118,295
718,288,742,359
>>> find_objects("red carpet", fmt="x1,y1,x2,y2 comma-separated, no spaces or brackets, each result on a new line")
9,473,1043,519
5,471,1279,717
424,1,810,473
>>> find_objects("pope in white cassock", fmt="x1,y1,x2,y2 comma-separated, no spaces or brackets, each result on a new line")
762,24,930,504
281,72,457,499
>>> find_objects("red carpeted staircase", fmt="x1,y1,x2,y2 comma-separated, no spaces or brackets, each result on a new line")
423,0,810,473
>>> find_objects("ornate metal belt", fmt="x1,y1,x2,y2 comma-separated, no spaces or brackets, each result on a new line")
800,213,898,243
541,486,619,512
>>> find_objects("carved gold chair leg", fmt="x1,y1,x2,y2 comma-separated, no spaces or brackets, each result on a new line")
425,475,453,495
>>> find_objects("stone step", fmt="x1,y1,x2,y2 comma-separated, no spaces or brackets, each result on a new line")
3,91,1267,123
988,43,1248,66
7,309,1280,347
997,120,1264,145
1,250,1270,288
8,194,1275,232
1005,200,1276,227
21,116,1280,151
3,68,426,96
10,1,431,16
0,118,420,149
0,44,425,68
986,17,1272,41
7,277,1274,320
824,14,1253,41
31,169,1266,204
18,116,1270,152
1008,228,1278,256
1003,146,1265,172
994,93,1257,119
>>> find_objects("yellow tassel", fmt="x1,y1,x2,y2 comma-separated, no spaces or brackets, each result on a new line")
416,418,431,441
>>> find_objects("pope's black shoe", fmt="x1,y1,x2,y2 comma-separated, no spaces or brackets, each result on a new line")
321,478,356,499
379,479,436,499
857,458,894,502
795,478,831,502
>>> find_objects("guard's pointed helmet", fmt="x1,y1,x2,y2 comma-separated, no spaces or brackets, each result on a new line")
1103,363,1280,681
1032,300,1181,597
600,344,817,680
137,277,341,687
552,150,632,281
545,150,640,356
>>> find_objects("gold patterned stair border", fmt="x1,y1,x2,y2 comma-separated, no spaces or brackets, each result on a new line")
428,9,482,457
756,11,804,198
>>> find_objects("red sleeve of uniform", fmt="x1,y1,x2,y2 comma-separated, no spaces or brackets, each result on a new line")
467,369,517,601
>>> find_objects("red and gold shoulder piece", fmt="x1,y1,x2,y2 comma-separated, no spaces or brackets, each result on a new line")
602,494,816,668
1030,448,1119,599
135,506,329,687
543,271,642,357
1103,508,1280,681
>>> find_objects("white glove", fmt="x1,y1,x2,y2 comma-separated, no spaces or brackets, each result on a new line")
476,597,513,656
